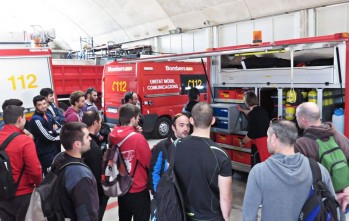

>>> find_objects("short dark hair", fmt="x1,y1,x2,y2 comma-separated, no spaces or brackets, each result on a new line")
2,99,23,111
60,122,87,151
40,88,54,97
70,91,85,106
269,120,298,145
123,91,134,104
188,87,200,101
191,102,213,129
3,105,25,124
119,104,140,126
33,95,46,106
82,110,100,127
244,91,259,107
85,87,97,99
172,112,190,125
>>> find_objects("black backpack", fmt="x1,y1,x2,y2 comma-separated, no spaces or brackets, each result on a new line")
25,153,88,221
0,132,25,200
298,158,340,221
156,140,186,221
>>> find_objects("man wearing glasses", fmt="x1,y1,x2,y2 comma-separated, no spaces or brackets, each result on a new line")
243,119,335,221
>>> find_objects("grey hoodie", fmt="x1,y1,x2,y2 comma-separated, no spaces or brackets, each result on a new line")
242,153,335,221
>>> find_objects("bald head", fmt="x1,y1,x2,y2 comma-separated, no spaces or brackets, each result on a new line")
296,102,321,128
191,102,213,129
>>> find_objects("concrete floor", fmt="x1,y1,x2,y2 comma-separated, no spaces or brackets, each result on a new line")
102,138,252,221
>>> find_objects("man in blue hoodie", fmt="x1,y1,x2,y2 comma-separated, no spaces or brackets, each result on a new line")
242,119,336,221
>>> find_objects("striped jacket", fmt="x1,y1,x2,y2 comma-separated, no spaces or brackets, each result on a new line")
29,110,61,157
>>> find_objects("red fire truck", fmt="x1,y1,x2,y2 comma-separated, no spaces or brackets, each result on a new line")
103,61,209,138
114,32,349,173
0,48,103,119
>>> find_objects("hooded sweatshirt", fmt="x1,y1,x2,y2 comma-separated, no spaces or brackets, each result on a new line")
64,106,83,123
109,125,151,193
242,153,335,221
295,122,349,161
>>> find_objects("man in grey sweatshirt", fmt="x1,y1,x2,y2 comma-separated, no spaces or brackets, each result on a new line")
242,119,336,221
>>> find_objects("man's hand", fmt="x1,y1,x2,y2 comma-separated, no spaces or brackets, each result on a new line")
136,126,143,133
236,104,243,112
337,187,349,212
53,124,58,130
23,129,34,140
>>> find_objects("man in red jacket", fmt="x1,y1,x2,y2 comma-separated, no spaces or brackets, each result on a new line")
0,105,42,221
109,103,152,221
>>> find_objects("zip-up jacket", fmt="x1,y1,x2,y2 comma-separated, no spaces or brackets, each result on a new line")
109,125,152,193
47,103,65,125
29,110,61,158
64,106,83,123
55,152,99,221
0,125,42,196
149,137,171,194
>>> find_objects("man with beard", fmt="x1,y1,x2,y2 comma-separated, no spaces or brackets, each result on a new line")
29,95,61,175
82,87,99,113
82,111,109,221
149,112,190,194
64,91,85,123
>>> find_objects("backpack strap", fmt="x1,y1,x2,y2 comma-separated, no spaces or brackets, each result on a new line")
0,132,25,186
308,158,322,183
0,132,20,150
304,133,343,164
117,132,136,147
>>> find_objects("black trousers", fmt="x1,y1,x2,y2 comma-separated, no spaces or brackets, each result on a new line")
98,193,109,221
118,189,150,221
0,193,31,221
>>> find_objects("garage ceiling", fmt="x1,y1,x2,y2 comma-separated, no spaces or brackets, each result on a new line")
0,0,347,50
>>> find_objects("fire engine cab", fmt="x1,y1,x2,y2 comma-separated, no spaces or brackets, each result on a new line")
103,61,209,138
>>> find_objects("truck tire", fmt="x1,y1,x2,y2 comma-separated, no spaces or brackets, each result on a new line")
154,117,171,139
58,102,69,112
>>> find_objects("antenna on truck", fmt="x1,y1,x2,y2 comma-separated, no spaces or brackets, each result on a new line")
201,58,214,102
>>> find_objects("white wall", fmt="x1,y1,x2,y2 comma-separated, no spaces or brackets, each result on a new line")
316,3,349,36
120,2,349,54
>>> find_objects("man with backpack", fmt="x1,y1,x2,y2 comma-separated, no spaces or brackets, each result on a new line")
149,112,190,194
0,105,42,221
243,119,337,221
1,99,34,140
174,102,233,221
109,103,152,221
54,122,99,220
295,102,349,213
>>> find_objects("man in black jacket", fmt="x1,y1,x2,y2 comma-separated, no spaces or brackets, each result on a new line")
82,111,109,221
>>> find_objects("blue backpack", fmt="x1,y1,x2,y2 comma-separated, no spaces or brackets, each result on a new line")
298,159,340,221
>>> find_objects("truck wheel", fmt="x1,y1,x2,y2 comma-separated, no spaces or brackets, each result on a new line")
154,117,171,139
58,102,69,112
